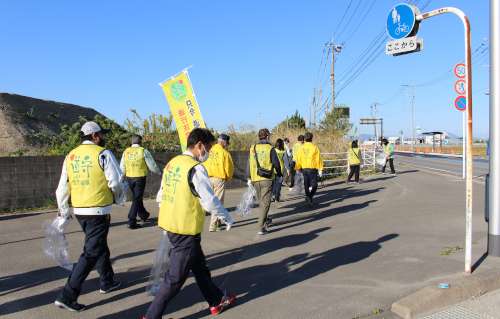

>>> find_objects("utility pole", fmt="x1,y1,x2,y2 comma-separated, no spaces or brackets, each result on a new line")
309,97,311,130
371,103,378,145
313,88,316,129
402,84,415,151
257,113,260,132
325,36,343,115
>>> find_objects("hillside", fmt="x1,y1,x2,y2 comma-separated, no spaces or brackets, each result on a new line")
0,93,106,156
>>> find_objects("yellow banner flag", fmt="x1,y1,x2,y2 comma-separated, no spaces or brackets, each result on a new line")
160,70,205,151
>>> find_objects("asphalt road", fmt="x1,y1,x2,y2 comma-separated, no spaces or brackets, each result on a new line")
0,166,496,319
386,151,489,179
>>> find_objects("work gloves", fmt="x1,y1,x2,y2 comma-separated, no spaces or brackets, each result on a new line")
319,170,323,177
218,211,233,231
247,179,253,187
56,210,72,232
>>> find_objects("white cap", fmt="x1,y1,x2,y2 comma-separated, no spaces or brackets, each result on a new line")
81,121,111,136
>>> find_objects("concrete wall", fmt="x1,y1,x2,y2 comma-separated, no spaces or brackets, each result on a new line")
0,151,249,209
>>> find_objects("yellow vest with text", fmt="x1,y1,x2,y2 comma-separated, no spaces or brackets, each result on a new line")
275,148,286,175
66,144,113,208
292,142,302,160
202,144,234,182
124,147,148,177
249,143,275,182
158,155,205,235
294,142,324,171
349,148,361,165
385,143,394,156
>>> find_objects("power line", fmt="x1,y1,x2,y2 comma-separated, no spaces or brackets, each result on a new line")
332,0,353,39
336,0,364,39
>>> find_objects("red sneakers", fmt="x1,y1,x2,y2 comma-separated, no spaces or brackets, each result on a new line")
210,292,236,314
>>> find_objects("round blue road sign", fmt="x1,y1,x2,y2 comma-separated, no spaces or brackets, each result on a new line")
455,96,466,112
387,4,416,39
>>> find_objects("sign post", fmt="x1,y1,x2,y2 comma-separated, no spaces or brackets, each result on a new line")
454,62,467,179
387,5,474,274
386,4,423,56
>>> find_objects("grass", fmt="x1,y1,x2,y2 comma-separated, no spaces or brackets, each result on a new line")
15,107,38,120
0,196,58,215
373,309,383,314
438,146,487,156
440,246,462,256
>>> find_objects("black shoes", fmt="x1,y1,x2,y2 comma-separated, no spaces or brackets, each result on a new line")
141,212,150,223
127,223,142,229
54,300,86,312
100,280,121,294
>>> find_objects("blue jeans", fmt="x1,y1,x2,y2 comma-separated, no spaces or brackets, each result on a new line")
127,176,148,225
273,176,282,200
57,214,114,303
145,233,223,319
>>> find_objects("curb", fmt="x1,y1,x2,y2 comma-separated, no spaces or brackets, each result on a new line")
390,267,500,319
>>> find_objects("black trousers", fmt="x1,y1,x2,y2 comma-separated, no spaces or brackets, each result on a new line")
127,176,148,225
347,165,360,182
382,158,395,173
57,215,114,303
145,232,223,319
302,168,318,201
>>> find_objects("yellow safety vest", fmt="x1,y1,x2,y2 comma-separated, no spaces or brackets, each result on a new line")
294,142,324,171
249,143,275,182
349,148,361,165
385,143,394,156
66,144,114,208
123,147,148,177
275,148,286,175
202,144,234,182
158,155,205,235
292,142,302,160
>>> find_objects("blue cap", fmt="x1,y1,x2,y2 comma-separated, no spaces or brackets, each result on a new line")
219,134,230,144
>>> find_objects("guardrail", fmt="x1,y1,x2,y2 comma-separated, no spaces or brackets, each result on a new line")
321,148,376,177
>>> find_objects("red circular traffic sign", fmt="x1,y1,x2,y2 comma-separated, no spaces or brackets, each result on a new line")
455,96,466,111
454,63,466,78
454,80,466,95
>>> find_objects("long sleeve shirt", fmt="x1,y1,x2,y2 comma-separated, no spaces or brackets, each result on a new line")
245,140,282,179
156,151,229,218
56,141,125,218
119,144,162,177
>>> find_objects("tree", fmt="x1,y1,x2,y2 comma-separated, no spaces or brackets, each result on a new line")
318,108,353,135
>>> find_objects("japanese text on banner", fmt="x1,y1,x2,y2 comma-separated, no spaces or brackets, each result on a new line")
161,71,205,151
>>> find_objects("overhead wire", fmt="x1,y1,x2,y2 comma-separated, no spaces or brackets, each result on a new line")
335,0,364,39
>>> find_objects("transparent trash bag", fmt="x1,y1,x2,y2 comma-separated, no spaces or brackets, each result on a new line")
146,230,170,296
117,181,129,206
41,218,73,271
291,171,304,196
235,183,257,217
376,154,389,166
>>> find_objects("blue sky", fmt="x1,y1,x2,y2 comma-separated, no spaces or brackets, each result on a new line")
0,0,490,140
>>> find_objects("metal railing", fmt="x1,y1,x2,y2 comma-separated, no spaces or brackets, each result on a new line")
321,148,376,177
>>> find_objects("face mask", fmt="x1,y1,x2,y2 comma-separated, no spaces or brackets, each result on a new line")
98,136,106,147
198,144,209,163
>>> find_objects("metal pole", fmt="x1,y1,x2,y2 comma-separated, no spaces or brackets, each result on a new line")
417,7,474,274
257,113,260,132
331,35,335,114
488,0,500,257
313,89,316,130
411,84,414,152
463,111,466,179
309,97,311,130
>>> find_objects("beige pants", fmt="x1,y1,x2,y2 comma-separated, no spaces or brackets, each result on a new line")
209,177,226,226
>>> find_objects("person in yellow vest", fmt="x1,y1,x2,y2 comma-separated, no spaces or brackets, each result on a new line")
246,128,282,235
120,134,161,229
202,133,234,232
272,138,290,203
346,140,363,184
53,121,125,312
381,138,396,175
144,128,235,319
289,135,305,191
295,132,323,208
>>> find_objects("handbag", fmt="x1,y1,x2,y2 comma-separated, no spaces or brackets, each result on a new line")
254,145,273,178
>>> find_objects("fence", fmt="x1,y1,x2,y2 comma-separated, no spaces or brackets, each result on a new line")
322,148,376,177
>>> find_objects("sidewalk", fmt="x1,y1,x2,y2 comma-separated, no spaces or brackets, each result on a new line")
0,165,498,319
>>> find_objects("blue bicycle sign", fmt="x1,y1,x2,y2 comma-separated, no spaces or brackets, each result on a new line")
387,4,419,39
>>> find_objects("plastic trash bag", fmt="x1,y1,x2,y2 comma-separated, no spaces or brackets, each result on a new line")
146,230,170,296
376,153,389,166
235,183,257,217
41,217,73,271
291,171,304,196
117,181,129,206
